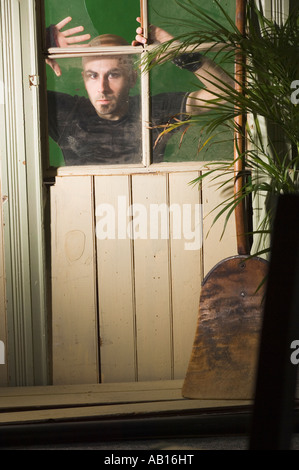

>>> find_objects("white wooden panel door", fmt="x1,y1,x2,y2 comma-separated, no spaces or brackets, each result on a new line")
51,170,236,384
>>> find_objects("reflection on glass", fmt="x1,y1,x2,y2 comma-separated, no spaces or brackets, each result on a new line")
44,0,236,166
149,79,189,164
47,51,142,166
149,54,234,164
45,0,141,167
148,0,235,163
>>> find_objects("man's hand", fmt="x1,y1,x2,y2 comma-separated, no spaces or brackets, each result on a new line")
46,16,91,76
131,17,234,116
132,17,173,46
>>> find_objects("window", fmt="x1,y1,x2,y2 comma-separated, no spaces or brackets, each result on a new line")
44,0,235,169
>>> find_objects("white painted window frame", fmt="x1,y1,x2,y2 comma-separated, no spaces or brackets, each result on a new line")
0,0,48,385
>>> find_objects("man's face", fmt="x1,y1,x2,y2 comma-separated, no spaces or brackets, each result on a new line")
82,55,137,121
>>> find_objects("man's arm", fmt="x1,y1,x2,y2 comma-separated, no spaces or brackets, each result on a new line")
46,17,91,76
133,18,234,115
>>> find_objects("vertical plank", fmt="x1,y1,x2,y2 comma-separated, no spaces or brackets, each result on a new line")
169,172,203,379
95,175,136,383
202,170,237,276
132,174,172,381
51,176,98,385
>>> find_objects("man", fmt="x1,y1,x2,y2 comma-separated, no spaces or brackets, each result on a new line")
47,17,231,165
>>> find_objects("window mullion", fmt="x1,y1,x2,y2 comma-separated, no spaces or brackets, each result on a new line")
140,0,151,167
141,50,151,167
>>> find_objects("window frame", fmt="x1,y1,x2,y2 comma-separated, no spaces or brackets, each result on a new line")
44,0,229,176
0,0,49,386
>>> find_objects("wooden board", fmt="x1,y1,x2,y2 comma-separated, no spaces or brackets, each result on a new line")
202,170,237,276
95,175,136,382
51,176,99,384
0,380,252,425
182,256,268,399
169,172,202,378
132,174,172,381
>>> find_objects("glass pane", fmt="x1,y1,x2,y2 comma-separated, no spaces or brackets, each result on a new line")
148,0,236,163
44,0,141,167
47,54,142,166
149,61,234,163
44,0,139,46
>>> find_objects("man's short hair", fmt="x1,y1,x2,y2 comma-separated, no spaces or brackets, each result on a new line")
88,34,130,47
82,34,134,69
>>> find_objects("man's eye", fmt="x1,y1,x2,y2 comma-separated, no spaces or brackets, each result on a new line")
108,72,121,79
86,73,97,79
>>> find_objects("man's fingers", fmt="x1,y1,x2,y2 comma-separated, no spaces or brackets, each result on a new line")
65,33,91,44
55,18,90,43
62,25,85,37
55,16,72,31
53,62,62,76
135,33,147,45
45,58,61,77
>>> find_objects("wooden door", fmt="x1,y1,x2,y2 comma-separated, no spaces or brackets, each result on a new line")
51,168,236,384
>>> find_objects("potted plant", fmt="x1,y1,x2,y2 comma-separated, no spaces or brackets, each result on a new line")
143,0,299,257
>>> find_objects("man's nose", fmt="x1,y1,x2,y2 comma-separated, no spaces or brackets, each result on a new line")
97,75,109,93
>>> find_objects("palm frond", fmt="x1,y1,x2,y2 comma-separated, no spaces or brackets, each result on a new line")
142,0,299,257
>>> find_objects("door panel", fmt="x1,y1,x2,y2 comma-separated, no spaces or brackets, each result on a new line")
51,171,236,384
95,175,136,383
51,176,99,384
132,174,172,381
169,172,202,379
202,170,237,276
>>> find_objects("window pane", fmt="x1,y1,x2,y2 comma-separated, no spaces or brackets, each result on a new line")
44,0,139,44
47,55,142,166
44,0,141,167
149,61,234,163
44,0,237,166
148,0,235,163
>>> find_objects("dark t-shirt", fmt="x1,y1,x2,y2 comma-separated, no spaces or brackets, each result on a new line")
47,91,188,165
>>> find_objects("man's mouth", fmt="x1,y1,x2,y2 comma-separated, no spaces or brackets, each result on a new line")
96,96,111,105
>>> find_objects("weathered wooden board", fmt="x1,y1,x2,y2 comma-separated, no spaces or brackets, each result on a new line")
169,172,202,379
51,176,99,384
132,173,172,381
201,170,237,276
0,379,252,425
182,255,268,399
95,175,136,383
